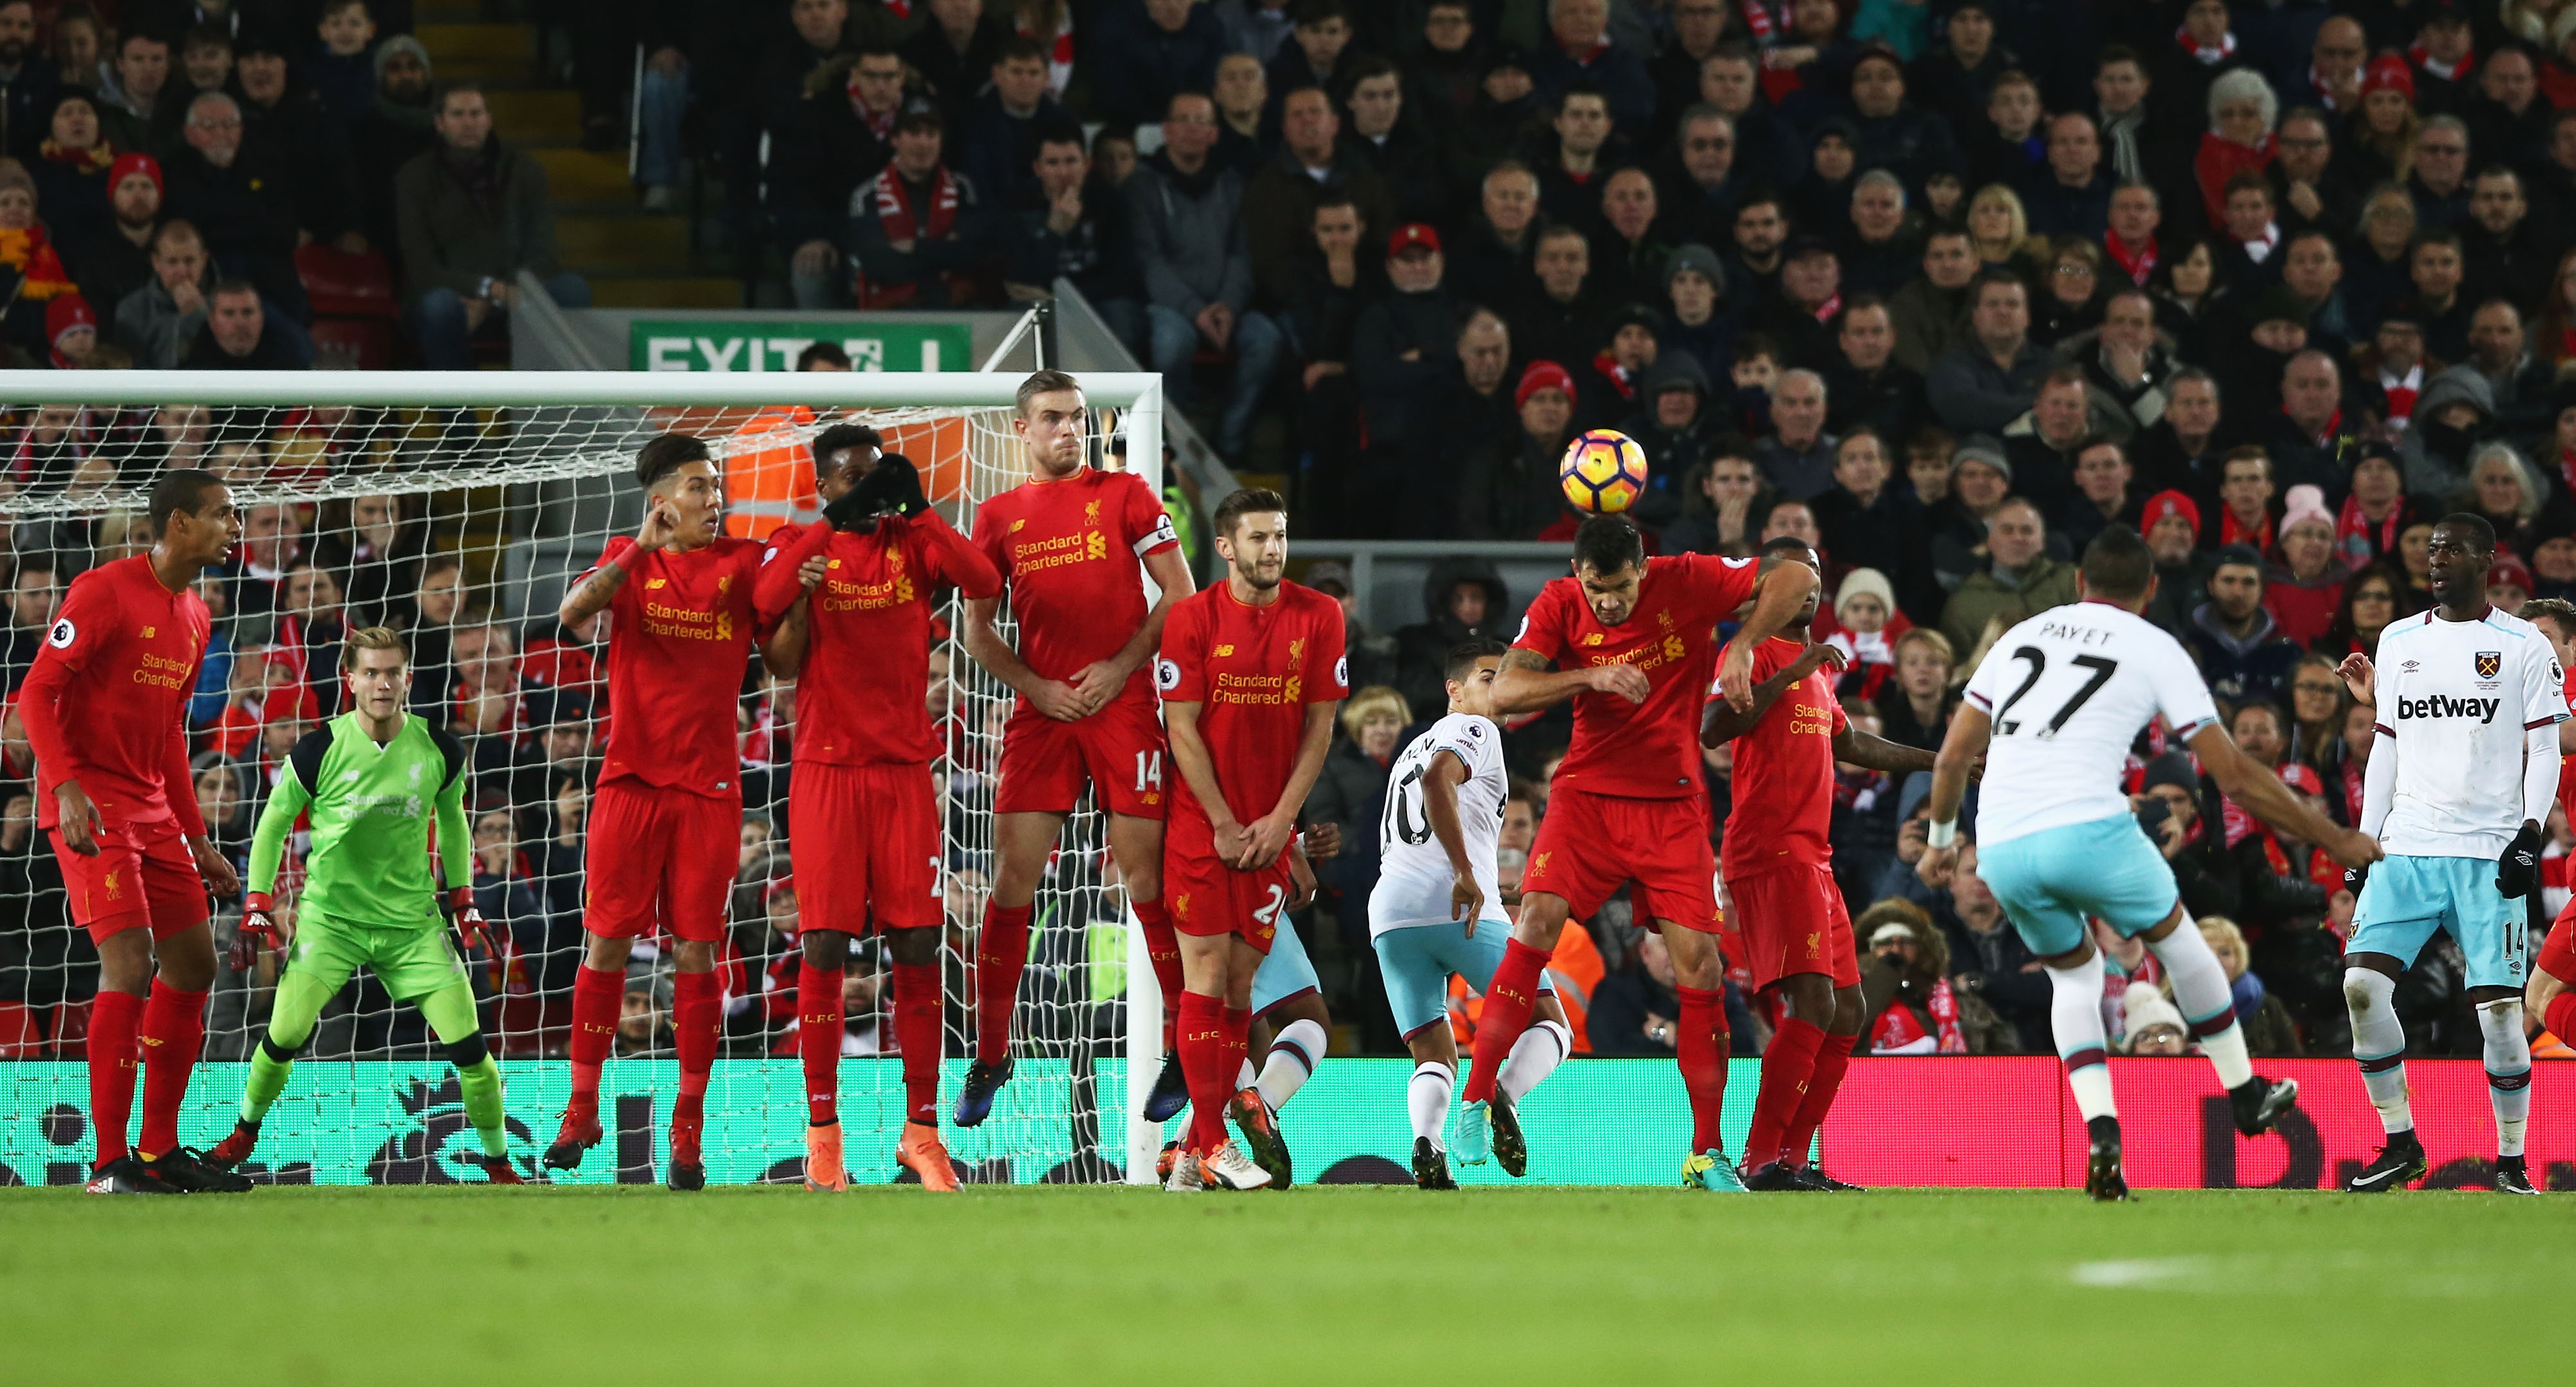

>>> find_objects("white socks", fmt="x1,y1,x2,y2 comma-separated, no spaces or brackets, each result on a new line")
1498,1018,1572,1104
2479,998,2532,1158
1256,1018,1326,1112
2046,950,2117,1122
1408,1061,1453,1151
2345,968,2413,1136
2144,922,2253,1090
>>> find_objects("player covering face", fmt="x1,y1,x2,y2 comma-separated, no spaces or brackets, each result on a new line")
1157,490,1345,1191
1918,525,2378,1199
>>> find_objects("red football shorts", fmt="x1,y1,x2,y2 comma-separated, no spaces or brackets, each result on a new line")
1521,788,1719,932
995,687,1168,819
52,818,207,944
791,760,940,934
584,778,739,943
1162,811,1290,954
1724,861,1860,990
2542,896,2576,985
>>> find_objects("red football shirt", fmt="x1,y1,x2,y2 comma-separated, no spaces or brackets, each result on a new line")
756,510,1001,765
18,555,210,833
1717,636,1848,878
2557,663,2576,825
586,535,767,796
1158,580,1348,828
970,467,1178,703
1512,552,1760,799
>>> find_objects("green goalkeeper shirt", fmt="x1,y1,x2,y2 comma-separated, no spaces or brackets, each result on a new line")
247,711,471,929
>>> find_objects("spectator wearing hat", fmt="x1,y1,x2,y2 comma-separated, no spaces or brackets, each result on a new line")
2263,484,2350,647
30,89,111,253
396,82,590,367
2130,747,2245,921
1749,232,1843,371
1925,435,2020,593
1578,301,1661,430
2396,362,2494,499
2221,752,2337,935
44,292,96,368
62,150,161,315
1856,901,1969,1054
347,34,437,263
1658,241,1735,390
1390,556,1510,725
2140,487,2213,634
1906,0,2008,134
848,107,994,311
1940,495,2078,656
2115,980,2189,1054
1351,221,1462,521
1820,563,1910,699
1928,270,2060,434
1460,359,1580,539
1846,43,1960,186
2186,543,2303,707
2489,556,2537,615
1613,353,1717,523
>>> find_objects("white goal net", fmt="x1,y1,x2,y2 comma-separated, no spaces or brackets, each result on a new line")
0,370,1166,1189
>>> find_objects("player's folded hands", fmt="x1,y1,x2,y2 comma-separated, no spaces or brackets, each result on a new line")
231,893,279,972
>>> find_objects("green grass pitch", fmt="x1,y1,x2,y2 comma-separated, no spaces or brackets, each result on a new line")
3,1185,2561,1384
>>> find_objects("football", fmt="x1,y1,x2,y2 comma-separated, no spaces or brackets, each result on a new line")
1558,429,1649,514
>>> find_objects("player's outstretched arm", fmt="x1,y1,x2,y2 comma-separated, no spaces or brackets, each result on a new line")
1701,641,1843,746
243,760,310,911
2188,722,2383,869
1417,749,1484,930
752,520,836,620
1916,702,1991,888
1490,647,1647,714
1718,561,1821,710
1832,724,1943,776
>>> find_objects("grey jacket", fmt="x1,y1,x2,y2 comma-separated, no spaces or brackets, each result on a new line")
114,270,213,369
1927,338,2063,435
1125,155,1252,319
393,137,563,299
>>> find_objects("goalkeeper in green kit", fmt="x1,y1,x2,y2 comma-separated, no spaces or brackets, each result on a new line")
206,627,523,1183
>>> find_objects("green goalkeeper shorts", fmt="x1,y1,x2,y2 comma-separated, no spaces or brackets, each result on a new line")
284,907,470,1002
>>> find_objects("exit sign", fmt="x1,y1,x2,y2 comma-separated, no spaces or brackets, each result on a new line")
630,320,972,372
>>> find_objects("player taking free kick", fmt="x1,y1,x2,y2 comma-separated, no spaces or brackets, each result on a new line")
1918,526,2376,1200
545,434,797,1191
757,425,1001,1191
21,467,247,1194
960,369,1193,1128
1469,514,1816,1192
1701,539,1939,1192
1158,488,1346,1192
210,629,521,1183
2328,514,2558,1195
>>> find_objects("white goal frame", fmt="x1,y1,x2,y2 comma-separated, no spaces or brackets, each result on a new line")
0,367,1170,1187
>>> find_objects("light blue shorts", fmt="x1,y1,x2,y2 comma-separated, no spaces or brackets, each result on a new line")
1974,813,2180,959
1250,919,1321,1016
2349,854,2527,991
1370,921,1553,1040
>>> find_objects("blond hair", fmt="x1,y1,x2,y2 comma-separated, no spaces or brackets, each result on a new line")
341,625,410,670
1340,685,1413,738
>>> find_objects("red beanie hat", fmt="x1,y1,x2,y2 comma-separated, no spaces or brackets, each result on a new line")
109,151,161,195
2361,54,2415,102
2142,489,2201,535
46,293,93,345
1515,359,1576,409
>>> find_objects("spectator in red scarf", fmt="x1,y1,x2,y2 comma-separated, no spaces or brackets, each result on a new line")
2261,484,2347,646
2195,68,2276,231
1857,902,1970,1054
1822,565,1907,705
2211,445,2275,550
2224,758,2336,934
2137,749,2243,920
848,106,994,309
2334,450,2414,571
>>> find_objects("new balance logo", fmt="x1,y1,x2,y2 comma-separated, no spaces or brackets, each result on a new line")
2394,694,2500,724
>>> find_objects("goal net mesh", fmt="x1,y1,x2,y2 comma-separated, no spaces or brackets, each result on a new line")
0,394,1143,1186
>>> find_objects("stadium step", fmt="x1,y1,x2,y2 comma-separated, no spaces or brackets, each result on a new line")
531,148,632,204
556,213,690,268
586,275,742,309
484,89,582,144
417,22,535,61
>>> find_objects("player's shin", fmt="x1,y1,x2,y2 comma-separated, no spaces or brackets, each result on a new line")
1257,1018,1326,1111
566,963,623,1104
798,961,845,1126
457,1054,509,1158
670,970,719,1135
136,979,209,1157
2144,920,2256,1090
1497,1018,1572,1104
2345,968,2414,1135
1408,1061,1455,1151
2478,998,2533,1158
86,989,143,1167
1781,1030,1858,1168
1674,986,1731,1155
1175,991,1230,1153
973,902,1035,1065
2045,951,2117,1123
892,962,943,1126
1748,1014,1826,1171
1460,938,1551,1104
1133,898,1184,1050
240,1034,298,1126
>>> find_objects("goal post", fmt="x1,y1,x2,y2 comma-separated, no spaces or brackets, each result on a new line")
0,369,1168,1187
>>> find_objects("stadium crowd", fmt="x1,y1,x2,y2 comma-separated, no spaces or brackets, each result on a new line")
8,0,2576,1074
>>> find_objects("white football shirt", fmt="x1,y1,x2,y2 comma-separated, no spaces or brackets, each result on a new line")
2369,607,2564,857
1369,713,1513,937
1961,600,2222,845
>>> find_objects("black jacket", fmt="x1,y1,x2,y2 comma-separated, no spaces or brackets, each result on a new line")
1392,555,1512,720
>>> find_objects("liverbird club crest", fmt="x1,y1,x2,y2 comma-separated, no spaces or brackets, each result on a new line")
2476,651,2502,679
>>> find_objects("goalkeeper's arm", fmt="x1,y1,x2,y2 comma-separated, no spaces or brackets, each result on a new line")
245,755,313,901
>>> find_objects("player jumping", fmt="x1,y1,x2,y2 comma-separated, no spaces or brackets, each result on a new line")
2329,515,2557,1196
21,467,248,1194
210,629,521,1183
1701,538,1938,1192
1471,514,1816,1192
1371,638,1568,1190
544,433,792,1191
961,369,1193,1128
1918,526,2376,1200
1158,488,1345,1191
757,426,1002,1191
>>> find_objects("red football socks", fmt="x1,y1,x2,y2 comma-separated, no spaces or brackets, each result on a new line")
566,963,622,1103
798,961,843,1126
1176,991,1229,1153
1462,938,1552,1103
892,961,943,1126
87,988,143,1166
1132,898,1183,1051
1675,984,1730,1156
1746,1014,1826,1169
1784,1031,1859,1169
974,902,1034,1065
671,970,718,1130
136,979,206,1157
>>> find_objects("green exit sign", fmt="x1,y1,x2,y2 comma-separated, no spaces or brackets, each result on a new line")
630,320,972,372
